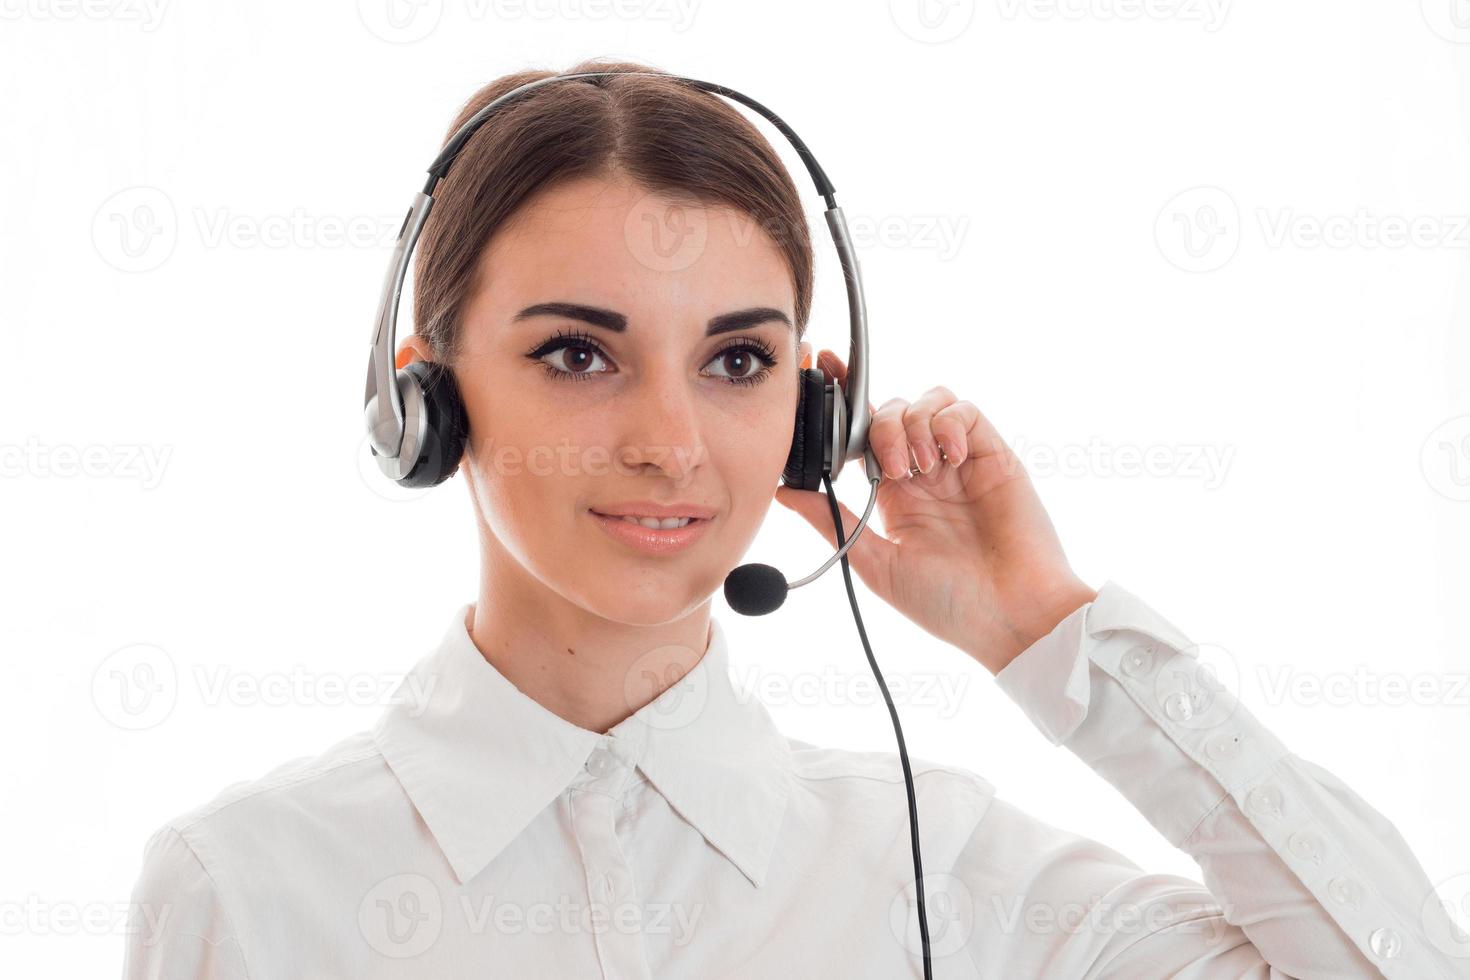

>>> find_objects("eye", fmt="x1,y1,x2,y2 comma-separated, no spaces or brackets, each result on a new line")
525,329,614,383
703,338,779,388
522,330,781,388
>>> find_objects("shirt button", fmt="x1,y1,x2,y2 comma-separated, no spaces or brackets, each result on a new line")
1328,875,1362,909
1247,784,1284,819
586,748,615,777
1205,732,1243,761
1162,690,1195,722
597,871,614,899
1122,644,1158,678
1369,926,1403,959
1288,831,1324,866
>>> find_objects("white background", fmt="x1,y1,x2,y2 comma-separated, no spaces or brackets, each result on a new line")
3,0,1469,974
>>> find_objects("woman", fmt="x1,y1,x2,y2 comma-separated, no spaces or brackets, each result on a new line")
123,60,1463,979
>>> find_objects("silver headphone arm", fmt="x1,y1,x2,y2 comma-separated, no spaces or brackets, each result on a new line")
823,206,871,480
364,192,435,460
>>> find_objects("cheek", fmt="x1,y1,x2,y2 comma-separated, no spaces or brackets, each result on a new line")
739,399,795,469
458,376,588,536
714,390,797,509
473,415,600,509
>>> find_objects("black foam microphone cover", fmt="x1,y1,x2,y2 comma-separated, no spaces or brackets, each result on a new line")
723,563,789,616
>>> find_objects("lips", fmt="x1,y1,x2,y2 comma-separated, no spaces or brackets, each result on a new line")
588,501,718,521
588,508,713,555
602,514,700,530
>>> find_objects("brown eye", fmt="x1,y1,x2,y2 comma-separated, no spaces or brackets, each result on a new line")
703,340,778,388
717,349,756,378
546,345,607,376
526,330,615,383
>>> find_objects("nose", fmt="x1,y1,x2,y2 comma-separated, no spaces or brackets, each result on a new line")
617,362,706,486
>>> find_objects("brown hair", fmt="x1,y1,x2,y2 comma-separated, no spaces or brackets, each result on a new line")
411,59,815,363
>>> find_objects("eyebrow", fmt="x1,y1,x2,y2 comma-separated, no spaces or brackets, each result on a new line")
512,302,792,336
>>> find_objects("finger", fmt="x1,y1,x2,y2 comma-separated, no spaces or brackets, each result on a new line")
934,402,1017,470
902,385,959,474
869,395,913,480
817,349,846,387
930,401,975,467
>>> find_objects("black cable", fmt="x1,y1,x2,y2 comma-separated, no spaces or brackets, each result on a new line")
820,473,932,980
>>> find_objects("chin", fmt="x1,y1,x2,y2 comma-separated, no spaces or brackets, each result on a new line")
582,570,719,626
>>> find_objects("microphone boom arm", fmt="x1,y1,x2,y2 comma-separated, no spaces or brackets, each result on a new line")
787,446,883,590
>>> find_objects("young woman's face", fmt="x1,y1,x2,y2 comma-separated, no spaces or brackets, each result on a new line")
447,173,811,624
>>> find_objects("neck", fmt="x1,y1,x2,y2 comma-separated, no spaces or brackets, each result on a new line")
466,530,713,735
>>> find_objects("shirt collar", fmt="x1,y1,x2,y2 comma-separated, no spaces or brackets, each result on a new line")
372,604,793,889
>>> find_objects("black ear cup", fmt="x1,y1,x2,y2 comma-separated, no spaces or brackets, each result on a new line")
783,366,830,492
398,359,469,489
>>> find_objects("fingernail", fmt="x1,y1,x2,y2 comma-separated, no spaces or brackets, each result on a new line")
883,450,908,480
915,443,936,474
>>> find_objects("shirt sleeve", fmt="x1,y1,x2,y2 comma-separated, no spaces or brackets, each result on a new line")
969,579,1468,979
122,823,249,980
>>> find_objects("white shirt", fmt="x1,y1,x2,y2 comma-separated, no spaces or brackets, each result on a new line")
122,581,1468,979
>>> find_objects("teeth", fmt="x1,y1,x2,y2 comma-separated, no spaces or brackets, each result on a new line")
617,515,694,530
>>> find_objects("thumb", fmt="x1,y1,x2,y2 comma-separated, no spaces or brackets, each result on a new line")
773,484,895,596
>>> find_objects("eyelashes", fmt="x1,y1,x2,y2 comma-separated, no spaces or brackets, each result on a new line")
524,328,780,388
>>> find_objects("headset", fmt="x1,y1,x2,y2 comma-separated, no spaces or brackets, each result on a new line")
361,71,936,978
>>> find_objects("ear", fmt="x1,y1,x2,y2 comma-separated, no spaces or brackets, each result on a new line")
797,339,813,371
395,333,434,370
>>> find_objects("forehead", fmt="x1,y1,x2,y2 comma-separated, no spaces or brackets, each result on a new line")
475,173,794,314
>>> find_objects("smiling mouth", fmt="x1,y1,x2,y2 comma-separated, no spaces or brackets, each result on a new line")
586,509,713,555
590,512,703,530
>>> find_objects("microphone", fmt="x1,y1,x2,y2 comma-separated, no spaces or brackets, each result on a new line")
723,448,883,615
